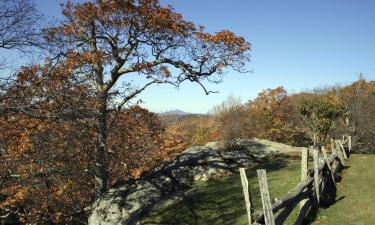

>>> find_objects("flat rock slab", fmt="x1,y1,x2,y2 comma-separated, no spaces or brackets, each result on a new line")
89,139,305,225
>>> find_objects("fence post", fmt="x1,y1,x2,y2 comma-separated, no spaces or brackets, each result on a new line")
335,140,346,167
313,148,320,204
338,140,348,159
345,116,350,127
300,147,309,210
257,169,275,225
239,168,253,225
348,135,352,153
321,146,335,184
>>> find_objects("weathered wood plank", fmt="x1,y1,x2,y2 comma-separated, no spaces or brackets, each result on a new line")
335,140,347,166
254,153,339,223
253,175,314,222
240,168,253,225
321,146,335,184
313,148,320,204
257,169,275,225
275,201,299,225
295,199,312,225
348,135,352,152
300,148,309,210
331,143,339,171
275,190,311,225
330,138,335,153
321,147,331,171
338,140,348,159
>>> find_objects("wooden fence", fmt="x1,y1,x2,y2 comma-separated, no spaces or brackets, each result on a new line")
239,135,352,225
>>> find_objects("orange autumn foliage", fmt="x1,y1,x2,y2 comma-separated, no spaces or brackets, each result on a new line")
0,106,186,224
247,87,295,142
41,0,250,198
160,114,220,147
1,0,251,223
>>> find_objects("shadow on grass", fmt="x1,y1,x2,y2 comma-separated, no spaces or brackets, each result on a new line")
302,166,348,225
139,155,295,225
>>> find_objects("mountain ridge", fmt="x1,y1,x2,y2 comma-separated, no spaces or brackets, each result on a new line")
158,109,192,116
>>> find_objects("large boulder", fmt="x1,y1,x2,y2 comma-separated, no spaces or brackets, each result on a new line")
89,139,303,225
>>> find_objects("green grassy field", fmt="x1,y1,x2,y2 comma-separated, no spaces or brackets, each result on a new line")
140,154,375,225
311,154,375,225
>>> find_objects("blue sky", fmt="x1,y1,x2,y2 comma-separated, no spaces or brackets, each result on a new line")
13,1,375,113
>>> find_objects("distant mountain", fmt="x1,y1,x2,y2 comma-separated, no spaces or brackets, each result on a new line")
158,109,192,116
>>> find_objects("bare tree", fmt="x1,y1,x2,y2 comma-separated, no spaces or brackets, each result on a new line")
338,76,375,152
0,0,42,50
0,0,43,159
213,95,248,150
0,0,43,105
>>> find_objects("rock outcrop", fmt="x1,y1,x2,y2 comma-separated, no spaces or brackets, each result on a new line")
89,139,304,225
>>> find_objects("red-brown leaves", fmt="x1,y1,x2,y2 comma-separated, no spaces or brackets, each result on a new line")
247,87,298,143
196,29,251,55
159,66,171,77
107,106,165,179
54,0,195,39
0,0,251,223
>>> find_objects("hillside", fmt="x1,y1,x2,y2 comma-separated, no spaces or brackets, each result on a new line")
158,110,192,116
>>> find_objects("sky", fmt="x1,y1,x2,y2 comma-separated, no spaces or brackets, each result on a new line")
9,0,375,113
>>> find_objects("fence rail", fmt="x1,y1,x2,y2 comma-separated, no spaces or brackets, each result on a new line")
240,135,351,225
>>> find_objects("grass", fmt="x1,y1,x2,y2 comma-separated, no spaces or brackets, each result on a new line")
140,154,375,225
140,155,302,225
311,154,375,225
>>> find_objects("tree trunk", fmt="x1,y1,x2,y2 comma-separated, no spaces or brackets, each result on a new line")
94,96,109,197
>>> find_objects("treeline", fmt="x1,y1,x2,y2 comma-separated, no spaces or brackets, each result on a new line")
162,79,375,152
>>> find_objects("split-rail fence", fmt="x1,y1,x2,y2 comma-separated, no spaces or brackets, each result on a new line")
239,135,352,225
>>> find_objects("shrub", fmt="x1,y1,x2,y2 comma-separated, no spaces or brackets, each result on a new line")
213,95,248,151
